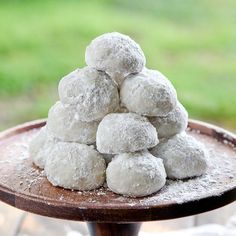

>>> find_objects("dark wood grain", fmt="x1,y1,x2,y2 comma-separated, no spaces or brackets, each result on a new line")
87,223,141,236
0,119,235,223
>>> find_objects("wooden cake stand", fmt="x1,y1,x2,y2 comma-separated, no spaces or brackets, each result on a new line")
0,119,235,236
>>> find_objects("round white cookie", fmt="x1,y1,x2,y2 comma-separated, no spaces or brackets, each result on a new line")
96,113,158,154
85,32,146,85
58,67,119,122
45,142,106,190
120,68,177,116
47,101,99,144
150,133,208,179
29,127,55,169
106,151,166,197
149,102,188,139
58,69,78,105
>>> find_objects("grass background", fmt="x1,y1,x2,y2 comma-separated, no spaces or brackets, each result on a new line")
0,0,236,130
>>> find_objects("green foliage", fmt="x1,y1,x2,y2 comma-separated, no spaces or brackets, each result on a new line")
0,0,236,129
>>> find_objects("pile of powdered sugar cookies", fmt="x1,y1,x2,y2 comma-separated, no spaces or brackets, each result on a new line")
29,32,208,198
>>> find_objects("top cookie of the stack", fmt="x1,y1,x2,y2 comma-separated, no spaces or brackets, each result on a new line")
85,32,146,85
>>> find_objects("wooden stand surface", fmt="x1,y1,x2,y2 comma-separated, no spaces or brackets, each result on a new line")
0,119,235,236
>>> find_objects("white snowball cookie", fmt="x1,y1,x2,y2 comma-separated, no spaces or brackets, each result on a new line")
120,68,177,116
150,133,208,179
149,102,188,139
58,67,119,122
45,142,106,190
29,127,56,169
106,151,166,197
96,113,158,154
47,101,99,144
85,32,146,85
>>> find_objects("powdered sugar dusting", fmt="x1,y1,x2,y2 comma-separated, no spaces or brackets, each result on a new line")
138,132,236,204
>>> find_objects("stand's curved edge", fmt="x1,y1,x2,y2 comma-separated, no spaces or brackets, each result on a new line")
0,119,46,141
0,183,235,222
188,119,236,146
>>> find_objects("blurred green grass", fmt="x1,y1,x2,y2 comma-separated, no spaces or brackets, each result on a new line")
0,0,236,130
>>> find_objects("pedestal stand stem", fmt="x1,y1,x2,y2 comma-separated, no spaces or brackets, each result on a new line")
87,222,142,236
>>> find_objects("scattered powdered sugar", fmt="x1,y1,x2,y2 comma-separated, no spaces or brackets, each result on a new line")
137,136,236,205
52,132,235,206
0,126,235,208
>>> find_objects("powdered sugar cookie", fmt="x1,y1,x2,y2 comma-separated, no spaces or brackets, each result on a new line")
149,101,188,138
150,133,208,179
85,32,146,85
58,67,119,122
96,113,158,154
29,127,56,169
47,101,99,144
120,68,177,116
106,151,166,197
45,142,106,190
